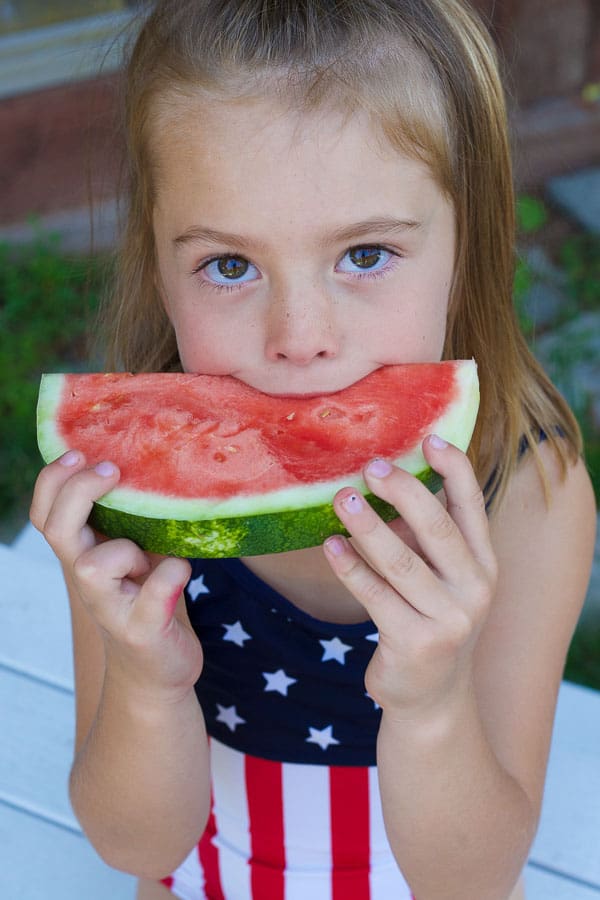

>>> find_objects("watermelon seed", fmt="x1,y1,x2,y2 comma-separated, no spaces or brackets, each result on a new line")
213,452,227,462
319,409,331,418
286,412,296,421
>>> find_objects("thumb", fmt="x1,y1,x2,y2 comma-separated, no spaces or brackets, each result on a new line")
132,556,192,632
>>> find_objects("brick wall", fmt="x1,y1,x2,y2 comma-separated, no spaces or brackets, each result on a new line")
470,0,600,186
1,0,599,229
475,0,597,106
0,76,120,225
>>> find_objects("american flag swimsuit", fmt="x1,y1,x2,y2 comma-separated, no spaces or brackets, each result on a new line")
161,557,414,900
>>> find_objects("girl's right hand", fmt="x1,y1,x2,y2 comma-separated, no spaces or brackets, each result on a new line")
30,451,203,701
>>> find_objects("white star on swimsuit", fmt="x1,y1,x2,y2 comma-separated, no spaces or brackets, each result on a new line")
216,704,246,732
262,669,297,696
222,620,252,647
188,573,210,601
306,724,340,750
319,636,353,664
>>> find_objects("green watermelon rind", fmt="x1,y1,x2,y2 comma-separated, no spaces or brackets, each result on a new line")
88,469,443,558
36,361,478,557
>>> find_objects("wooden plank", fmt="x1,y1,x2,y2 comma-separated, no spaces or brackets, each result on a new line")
0,663,138,898
0,667,76,828
0,543,73,690
0,803,136,900
11,522,60,564
525,864,600,899
530,681,600,888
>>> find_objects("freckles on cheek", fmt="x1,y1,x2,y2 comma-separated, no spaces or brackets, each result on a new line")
175,322,243,376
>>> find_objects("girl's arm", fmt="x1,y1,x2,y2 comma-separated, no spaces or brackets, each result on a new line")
325,438,596,900
30,455,211,879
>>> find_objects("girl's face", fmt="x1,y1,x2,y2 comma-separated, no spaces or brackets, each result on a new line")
152,95,455,396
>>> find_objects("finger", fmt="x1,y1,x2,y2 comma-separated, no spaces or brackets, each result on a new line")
329,488,443,618
75,542,190,635
41,461,121,564
421,435,495,571
30,450,87,532
323,532,421,627
73,537,153,610
363,456,474,586
129,556,192,633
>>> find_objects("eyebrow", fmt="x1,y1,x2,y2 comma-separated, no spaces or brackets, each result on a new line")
173,216,423,252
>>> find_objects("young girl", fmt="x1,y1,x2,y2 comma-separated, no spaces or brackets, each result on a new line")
30,1,596,898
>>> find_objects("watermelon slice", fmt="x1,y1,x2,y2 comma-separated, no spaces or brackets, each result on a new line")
36,361,479,557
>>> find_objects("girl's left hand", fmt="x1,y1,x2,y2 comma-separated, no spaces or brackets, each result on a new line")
324,434,498,719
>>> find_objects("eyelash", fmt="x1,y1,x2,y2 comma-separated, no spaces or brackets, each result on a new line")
191,245,401,294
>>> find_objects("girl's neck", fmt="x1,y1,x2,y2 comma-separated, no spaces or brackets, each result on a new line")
242,493,446,625
241,545,370,625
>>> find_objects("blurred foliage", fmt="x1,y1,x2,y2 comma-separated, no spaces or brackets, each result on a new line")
0,233,107,516
516,194,549,234
514,196,600,494
565,622,600,689
560,233,600,310
513,195,551,336
514,197,600,690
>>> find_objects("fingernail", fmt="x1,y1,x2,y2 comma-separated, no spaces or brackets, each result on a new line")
59,450,80,467
366,457,392,478
95,461,117,477
341,492,363,514
428,434,448,450
325,535,346,557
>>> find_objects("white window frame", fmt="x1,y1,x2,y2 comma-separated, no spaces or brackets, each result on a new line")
0,9,139,100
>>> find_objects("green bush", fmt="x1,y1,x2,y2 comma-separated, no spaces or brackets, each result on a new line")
566,622,600,689
561,233,600,310
0,234,107,517
513,198,600,506
516,194,549,234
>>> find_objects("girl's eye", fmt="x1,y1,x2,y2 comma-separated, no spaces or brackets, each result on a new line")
195,245,397,289
198,255,259,286
336,245,395,276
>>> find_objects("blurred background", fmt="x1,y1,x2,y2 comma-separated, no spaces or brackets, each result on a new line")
0,0,599,685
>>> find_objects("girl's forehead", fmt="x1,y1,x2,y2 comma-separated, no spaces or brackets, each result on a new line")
154,90,374,150
149,97,455,259
150,91,443,201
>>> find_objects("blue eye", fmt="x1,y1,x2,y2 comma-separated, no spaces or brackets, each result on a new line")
200,255,259,285
337,246,394,275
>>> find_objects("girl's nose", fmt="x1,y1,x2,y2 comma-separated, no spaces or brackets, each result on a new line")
264,291,339,365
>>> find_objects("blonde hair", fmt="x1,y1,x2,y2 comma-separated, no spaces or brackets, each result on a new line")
99,0,582,507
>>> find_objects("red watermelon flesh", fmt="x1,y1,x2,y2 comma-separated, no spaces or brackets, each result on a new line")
36,361,479,556
49,365,457,496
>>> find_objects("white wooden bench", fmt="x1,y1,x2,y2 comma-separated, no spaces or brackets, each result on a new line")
1,525,599,899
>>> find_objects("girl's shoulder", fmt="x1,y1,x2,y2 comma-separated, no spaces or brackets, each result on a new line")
489,438,595,563
486,440,596,646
